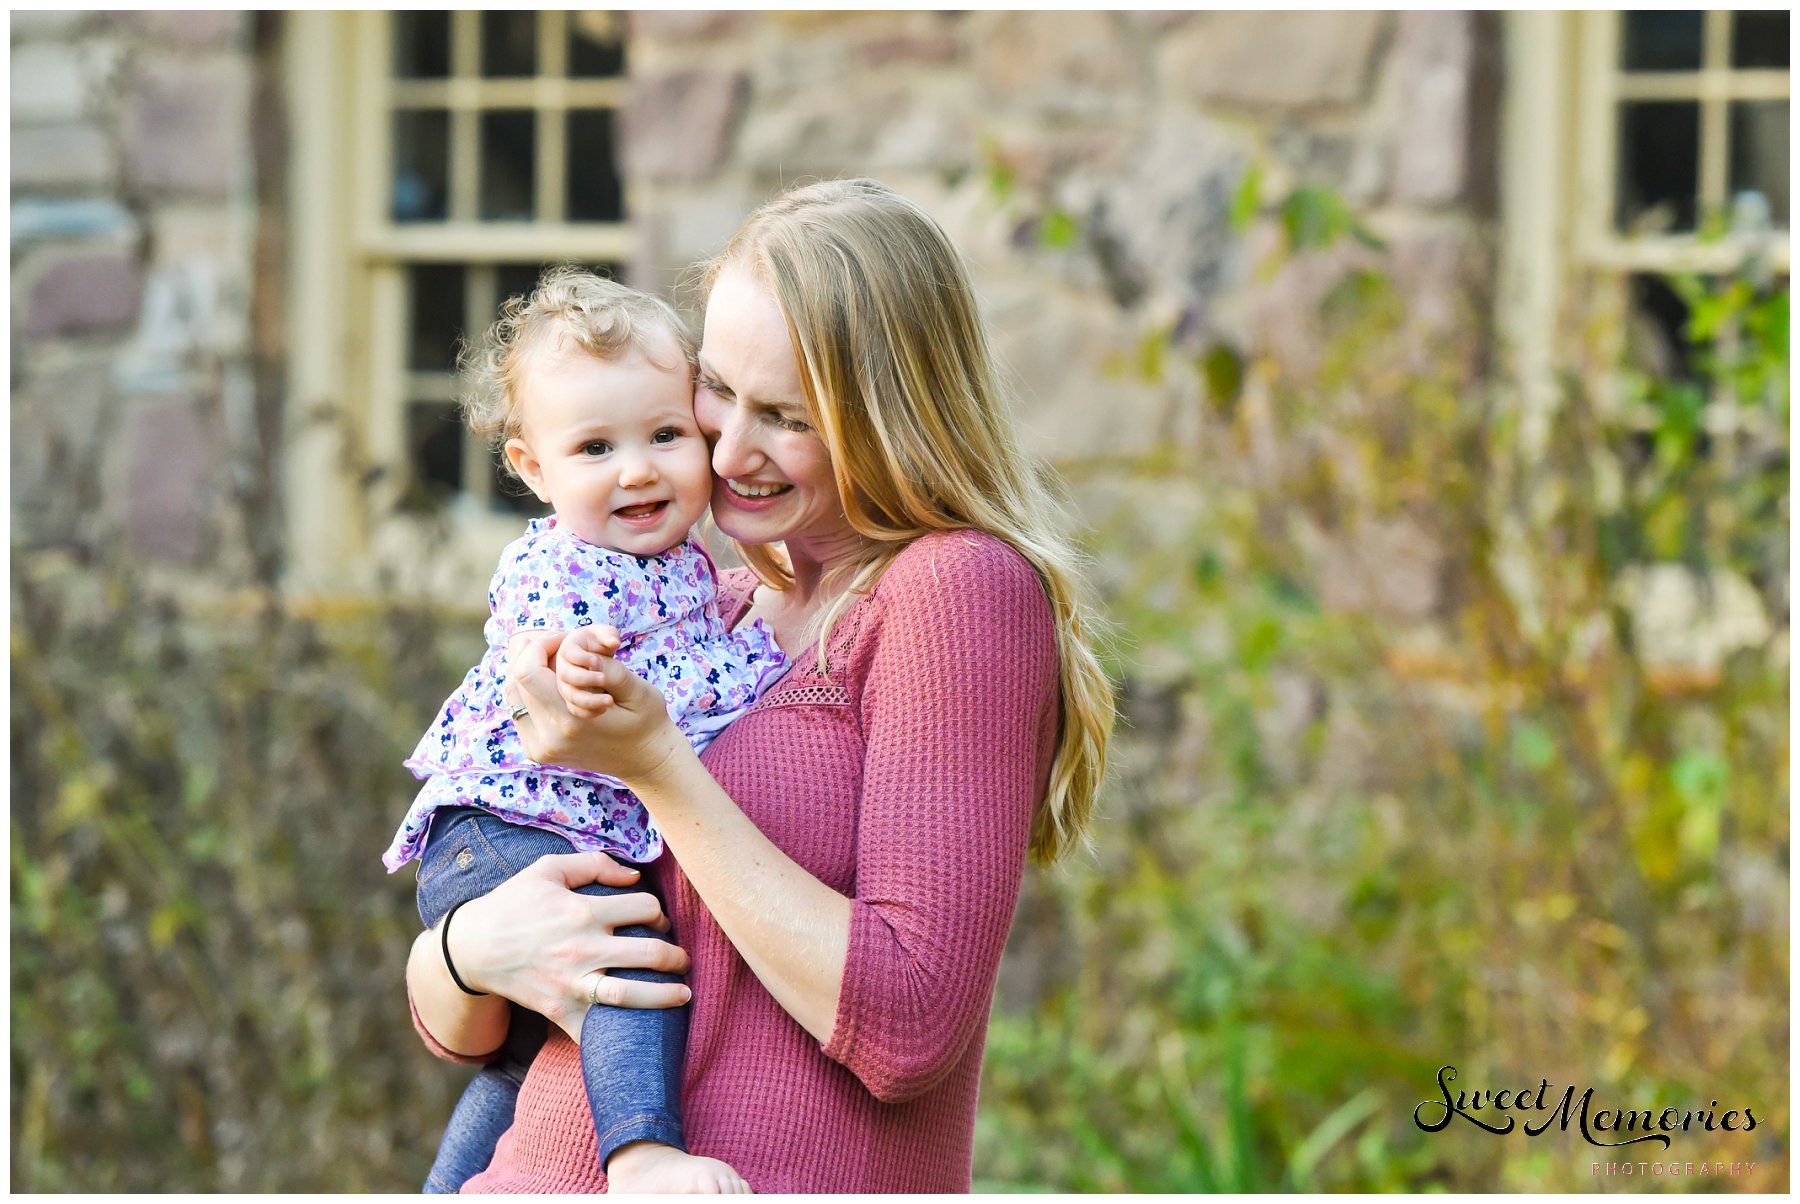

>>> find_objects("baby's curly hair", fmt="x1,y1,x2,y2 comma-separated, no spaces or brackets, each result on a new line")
460,266,696,476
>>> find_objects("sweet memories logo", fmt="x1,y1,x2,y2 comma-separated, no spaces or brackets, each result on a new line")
1413,1065,1759,1150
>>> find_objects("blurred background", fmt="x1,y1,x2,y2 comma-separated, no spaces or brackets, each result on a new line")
9,9,1788,1192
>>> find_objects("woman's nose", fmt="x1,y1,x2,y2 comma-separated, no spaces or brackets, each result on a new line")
708,409,760,478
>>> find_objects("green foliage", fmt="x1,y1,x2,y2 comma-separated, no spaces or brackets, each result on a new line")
1038,208,1081,251
1200,344,1245,416
11,561,486,1191
1617,269,1791,578
983,137,1018,204
980,137,1086,255
976,180,1787,1190
1278,184,1385,254
1228,164,1263,235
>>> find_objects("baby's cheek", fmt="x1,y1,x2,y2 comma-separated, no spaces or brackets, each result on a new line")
673,447,718,521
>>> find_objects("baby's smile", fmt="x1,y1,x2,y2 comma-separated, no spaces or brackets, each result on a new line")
613,500,671,525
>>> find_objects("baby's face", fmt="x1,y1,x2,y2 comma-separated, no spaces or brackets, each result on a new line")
506,346,712,555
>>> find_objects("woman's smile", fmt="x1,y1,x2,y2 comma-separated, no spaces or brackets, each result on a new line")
716,477,794,512
724,479,790,498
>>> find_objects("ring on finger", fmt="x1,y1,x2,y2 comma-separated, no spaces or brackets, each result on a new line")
509,702,529,722
586,970,606,1007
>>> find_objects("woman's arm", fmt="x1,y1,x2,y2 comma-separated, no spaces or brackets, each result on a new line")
806,540,1056,1100
405,851,694,1051
408,920,511,1059
510,536,1058,1097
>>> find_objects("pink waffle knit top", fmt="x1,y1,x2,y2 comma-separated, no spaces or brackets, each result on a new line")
410,529,1061,1192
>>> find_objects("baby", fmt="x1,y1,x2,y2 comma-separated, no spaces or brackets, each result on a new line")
383,268,784,1193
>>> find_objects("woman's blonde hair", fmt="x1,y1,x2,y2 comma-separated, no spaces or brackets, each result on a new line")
462,265,694,475
702,178,1115,864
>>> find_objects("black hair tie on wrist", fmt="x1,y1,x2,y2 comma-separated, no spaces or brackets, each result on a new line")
442,898,490,997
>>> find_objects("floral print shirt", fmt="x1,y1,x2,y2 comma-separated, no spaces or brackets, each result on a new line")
382,517,786,869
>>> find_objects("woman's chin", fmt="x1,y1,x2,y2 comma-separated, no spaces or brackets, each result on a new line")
712,513,780,546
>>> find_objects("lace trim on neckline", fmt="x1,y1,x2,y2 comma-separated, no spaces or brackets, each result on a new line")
742,583,873,711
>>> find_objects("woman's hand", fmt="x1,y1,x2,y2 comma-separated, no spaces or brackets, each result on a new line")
505,627,689,787
411,851,692,1048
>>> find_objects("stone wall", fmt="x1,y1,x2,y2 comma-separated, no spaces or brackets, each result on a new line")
11,10,1498,592
10,11,1503,856
616,15,1505,921
622,9,1499,615
11,11,272,579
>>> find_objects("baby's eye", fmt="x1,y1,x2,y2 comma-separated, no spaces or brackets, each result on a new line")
582,441,611,456
651,427,682,445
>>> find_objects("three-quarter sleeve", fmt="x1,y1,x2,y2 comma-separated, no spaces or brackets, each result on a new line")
820,533,1059,1103
408,989,502,1066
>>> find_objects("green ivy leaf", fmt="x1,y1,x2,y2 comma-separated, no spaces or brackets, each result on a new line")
1134,327,1166,381
1040,208,1080,250
1194,548,1225,592
1670,749,1729,805
986,155,1016,203
1280,186,1335,251
1511,723,1557,771
1230,164,1263,233
1202,344,1245,414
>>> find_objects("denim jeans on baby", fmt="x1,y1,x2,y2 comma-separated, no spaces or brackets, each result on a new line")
414,806,687,1194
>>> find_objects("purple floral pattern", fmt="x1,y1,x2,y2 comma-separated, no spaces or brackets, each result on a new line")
382,517,787,870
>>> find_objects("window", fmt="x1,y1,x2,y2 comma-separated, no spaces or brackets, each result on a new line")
1576,10,1788,272
283,12,634,593
1499,12,1788,416
367,10,631,520
1576,12,1788,390
1494,12,1785,672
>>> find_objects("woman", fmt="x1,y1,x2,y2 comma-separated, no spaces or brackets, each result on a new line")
406,178,1115,1192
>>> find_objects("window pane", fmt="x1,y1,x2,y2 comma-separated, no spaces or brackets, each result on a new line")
405,401,464,507
496,262,549,313
1616,101,1700,233
394,12,451,79
1730,101,1790,227
494,263,625,314
481,11,537,77
408,264,466,372
567,109,625,222
1627,274,1699,381
1621,11,1703,71
569,12,626,77
480,111,536,221
1731,11,1789,68
392,109,450,223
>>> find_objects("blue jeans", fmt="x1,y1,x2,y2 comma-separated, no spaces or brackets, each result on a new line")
415,806,687,1194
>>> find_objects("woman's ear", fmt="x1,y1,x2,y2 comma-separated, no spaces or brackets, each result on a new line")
505,438,552,503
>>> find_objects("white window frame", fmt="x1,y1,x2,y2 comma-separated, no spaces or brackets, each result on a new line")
283,11,633,598
1498,11,1788,452
1573,10,1790,274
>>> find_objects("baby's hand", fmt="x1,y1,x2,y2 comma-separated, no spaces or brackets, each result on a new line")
556,625,623,719
507,630,547,664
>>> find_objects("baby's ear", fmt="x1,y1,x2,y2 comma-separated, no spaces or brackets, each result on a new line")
504,438,550,502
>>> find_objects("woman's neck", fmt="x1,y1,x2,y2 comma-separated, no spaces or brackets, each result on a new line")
782,528,879,614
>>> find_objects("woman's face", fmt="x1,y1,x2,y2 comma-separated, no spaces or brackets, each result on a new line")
695,264,860,563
